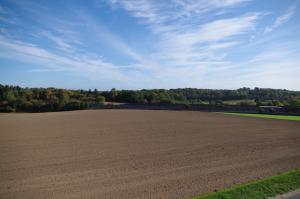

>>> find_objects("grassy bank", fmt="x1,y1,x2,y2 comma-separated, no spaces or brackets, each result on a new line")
192,168,300,199
224,113,300,121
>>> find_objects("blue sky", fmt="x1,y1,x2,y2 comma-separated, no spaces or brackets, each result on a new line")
0,0,299,90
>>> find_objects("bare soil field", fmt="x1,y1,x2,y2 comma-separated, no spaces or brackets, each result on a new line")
0,110,300,199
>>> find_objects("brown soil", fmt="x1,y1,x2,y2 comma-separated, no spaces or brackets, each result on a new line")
0,110,299,199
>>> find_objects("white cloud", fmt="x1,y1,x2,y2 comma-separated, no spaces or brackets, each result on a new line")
38,31,76,53
205,41,300,90
102,0,266,87
164,13,259,45
171,0,251,18
76,12,150,66
209,42,239,49
0,4,18,24
106,0,260,72
1,0,299,89
107,0,252,33
153,12,261,74
264,4,297,33
0,35,129,81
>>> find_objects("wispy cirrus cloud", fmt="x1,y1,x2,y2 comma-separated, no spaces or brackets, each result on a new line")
152,13,260,73
0,4,17,24
107,0,261,80
37,31,78,53
103,0,300,90
1,0,299,89
107,0,252,33
0,35,129,81
264,4,297,33
1,0,262,87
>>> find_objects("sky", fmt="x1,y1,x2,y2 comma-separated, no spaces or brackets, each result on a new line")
0,0,299,90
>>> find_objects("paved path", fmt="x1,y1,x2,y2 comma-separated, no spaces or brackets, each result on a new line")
270,189,300,199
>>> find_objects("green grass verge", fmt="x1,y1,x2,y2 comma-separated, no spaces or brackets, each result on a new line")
192,168,300,199
224,113,300,121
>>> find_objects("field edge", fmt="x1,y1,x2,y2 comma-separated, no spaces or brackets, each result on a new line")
224,113,300,121
191,168,300,199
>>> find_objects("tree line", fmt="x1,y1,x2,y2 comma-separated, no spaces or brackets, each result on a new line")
0,85,105,112
1,84,300,112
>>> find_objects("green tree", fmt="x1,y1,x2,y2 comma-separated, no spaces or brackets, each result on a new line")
95,96,105,104
5,90,16,103
289,98,300,108
57,90,70,109
109,88,118,101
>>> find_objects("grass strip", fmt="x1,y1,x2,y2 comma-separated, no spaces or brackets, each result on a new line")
192,168,300,199
224,113,300,121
